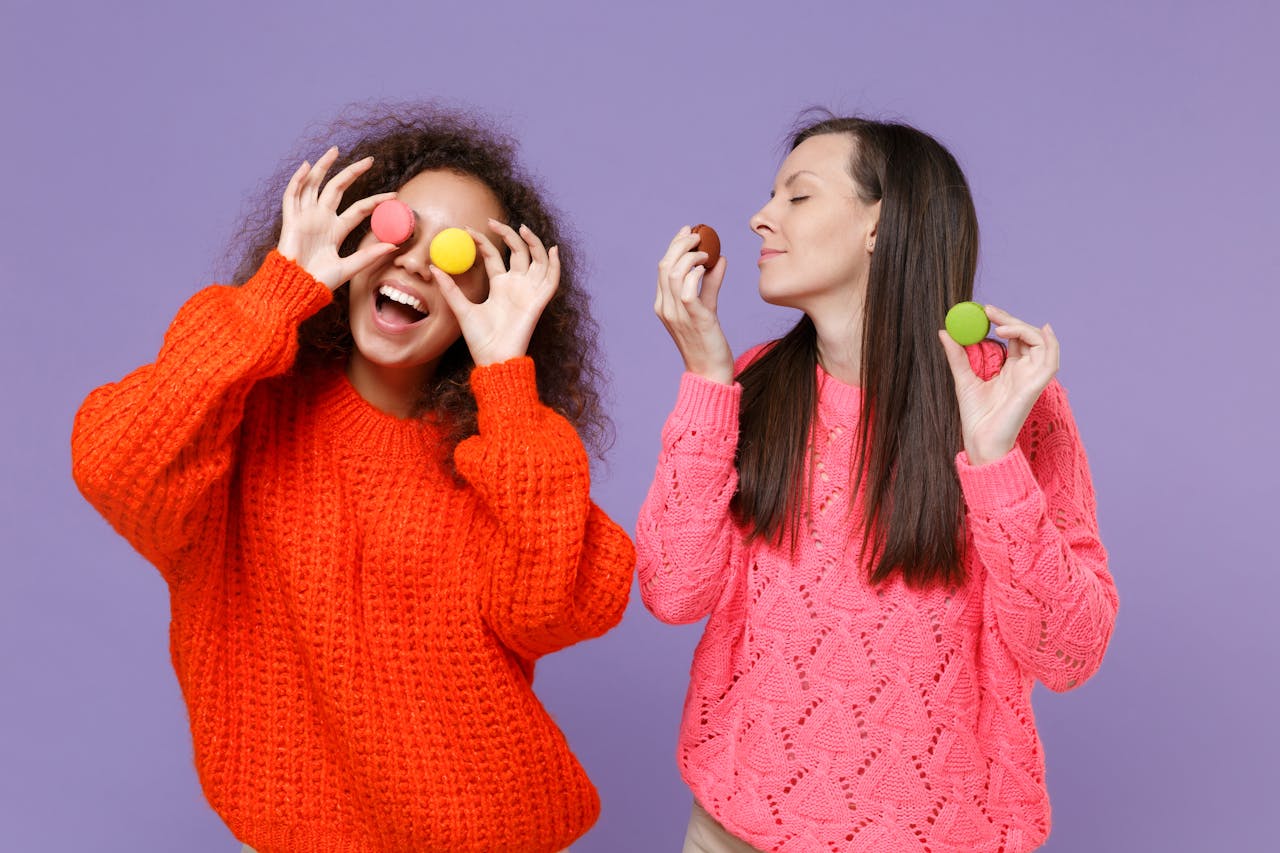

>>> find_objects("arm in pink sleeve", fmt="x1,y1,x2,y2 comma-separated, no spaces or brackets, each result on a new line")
635,372,745,624
958,379,1118,691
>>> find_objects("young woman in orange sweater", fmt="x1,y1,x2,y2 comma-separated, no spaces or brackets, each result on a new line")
71,105,635,853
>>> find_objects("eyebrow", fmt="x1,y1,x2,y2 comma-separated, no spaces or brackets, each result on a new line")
783,170,820,188
770,170,821,196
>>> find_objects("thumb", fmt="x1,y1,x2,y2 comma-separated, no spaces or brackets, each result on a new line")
937,330,978,385
700,256,727,312
339,243,398,285
431,266,473,318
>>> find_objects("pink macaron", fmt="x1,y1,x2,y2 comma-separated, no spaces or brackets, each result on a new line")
371,199,416,244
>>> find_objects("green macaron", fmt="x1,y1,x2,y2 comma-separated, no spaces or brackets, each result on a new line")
945,301,990,346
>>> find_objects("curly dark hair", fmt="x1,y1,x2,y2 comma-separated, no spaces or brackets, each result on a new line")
226,101,610,466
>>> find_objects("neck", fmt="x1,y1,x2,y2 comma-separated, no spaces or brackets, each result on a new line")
807,288,866,386
346,353,433,419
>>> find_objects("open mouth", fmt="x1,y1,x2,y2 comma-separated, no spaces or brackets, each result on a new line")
375,284,428,327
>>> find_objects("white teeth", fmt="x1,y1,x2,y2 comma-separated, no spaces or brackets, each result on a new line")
377,285,424,312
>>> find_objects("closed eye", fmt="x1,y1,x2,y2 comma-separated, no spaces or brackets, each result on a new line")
789,196,810,203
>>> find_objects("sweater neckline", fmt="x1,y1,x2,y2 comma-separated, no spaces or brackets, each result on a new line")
311,364,440,460
816,363,863,411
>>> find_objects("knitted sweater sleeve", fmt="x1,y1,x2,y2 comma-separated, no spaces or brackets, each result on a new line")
635,372,745,625
957,378,1118,692
71,252,330,581
454,357,635,660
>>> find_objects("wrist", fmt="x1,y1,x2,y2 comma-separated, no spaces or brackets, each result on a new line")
964,440,1014,467
473,348,526,367
687,366,734,385
684,354,734,386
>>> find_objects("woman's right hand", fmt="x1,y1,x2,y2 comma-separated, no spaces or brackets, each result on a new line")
654,226,734,385
277,146,398,290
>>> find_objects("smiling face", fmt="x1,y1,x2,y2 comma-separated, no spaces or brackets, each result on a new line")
749,133,881,317
345,169,505,407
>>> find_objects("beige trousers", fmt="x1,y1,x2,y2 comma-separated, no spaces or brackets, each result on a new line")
682,801,766,853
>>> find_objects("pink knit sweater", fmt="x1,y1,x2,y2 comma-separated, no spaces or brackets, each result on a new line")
636,342,1117,853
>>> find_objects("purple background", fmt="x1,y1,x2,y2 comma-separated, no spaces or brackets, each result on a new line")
3,2,1277,850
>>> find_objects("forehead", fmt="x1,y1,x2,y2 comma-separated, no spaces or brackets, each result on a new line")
396,169,504,223
777,133,856,184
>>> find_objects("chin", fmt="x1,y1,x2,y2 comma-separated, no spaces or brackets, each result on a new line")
757,284,801,310
758,272,843,315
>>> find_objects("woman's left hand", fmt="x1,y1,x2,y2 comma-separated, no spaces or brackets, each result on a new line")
432,219,559,367
938,305,1060,466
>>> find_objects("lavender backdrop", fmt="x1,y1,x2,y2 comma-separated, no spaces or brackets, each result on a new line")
3,1,1276,850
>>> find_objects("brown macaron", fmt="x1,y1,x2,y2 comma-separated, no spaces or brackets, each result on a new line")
691,224,721,271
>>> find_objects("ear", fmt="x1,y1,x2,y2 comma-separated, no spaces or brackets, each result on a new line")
866,200,881,253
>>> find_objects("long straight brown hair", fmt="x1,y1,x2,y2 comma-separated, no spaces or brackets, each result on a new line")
731,115,980,589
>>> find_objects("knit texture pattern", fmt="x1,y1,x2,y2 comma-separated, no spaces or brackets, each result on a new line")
72,252,635,853
637,342,1117,853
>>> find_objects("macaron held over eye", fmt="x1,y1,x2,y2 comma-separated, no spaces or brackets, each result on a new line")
370,199,477,275
429,228,477,276
371,199,417,245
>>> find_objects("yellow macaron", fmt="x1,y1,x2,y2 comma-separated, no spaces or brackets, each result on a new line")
429,228,477,275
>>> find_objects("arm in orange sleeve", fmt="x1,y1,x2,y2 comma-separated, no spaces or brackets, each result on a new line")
71,252,331,581
454,357,634,660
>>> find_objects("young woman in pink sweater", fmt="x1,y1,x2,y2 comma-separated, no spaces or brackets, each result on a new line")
638,115,1118,852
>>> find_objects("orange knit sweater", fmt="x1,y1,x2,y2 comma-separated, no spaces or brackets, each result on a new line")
71,252,636,853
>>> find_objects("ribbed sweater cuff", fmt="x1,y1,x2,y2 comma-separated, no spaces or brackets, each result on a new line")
237,250,333,325
669,372,741,434
955,445,1038,515
470,357,541,425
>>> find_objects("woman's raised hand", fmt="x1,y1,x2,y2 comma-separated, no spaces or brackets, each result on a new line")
938,304,1060,466
430,219,559,367
654,226,733,385
277,147,398,290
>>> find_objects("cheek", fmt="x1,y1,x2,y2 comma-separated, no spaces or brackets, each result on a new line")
817,220,863,268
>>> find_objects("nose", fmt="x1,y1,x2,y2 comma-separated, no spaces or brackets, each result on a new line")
749,200,775,238
392,229,433,279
